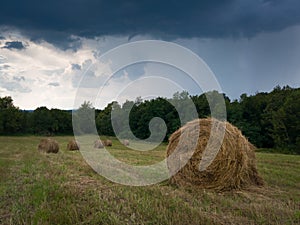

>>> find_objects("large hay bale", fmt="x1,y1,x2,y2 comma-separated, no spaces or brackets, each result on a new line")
67,139,80,151
94,139,104,148
38,138,59,153
166,118,263,191
103,140,112,147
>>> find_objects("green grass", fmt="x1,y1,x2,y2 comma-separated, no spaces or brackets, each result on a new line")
0,136,299,225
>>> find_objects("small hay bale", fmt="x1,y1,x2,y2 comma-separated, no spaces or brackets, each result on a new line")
67,139,80,151
38,138,59,153
166,118,264,191
94,140,104,148
104,140,112,147
122,139,130,146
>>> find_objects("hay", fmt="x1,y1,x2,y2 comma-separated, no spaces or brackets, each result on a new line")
38,138,59,153
94,139,112,148
122,139,130,146
67,139,80,151
166,118,264,191
103,140,112,147
94,140,104,148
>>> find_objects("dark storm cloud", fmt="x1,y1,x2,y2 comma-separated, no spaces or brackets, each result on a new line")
1,0,300,41
2,41,25,50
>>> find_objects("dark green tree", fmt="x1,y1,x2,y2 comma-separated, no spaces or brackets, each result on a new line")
73,101,95,135
0,96,23,134
31,107,53,135
96,102,115,136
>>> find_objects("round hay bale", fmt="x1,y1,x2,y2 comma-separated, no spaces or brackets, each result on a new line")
38,138,59,153
67,139,80,151
166,118,263,191
104,140,112,147
122,139,130,146
94,139,104,148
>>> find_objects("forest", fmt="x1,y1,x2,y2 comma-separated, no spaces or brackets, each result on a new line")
0,85,299,154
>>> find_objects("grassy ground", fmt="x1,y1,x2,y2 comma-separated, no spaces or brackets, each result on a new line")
0,136,299,225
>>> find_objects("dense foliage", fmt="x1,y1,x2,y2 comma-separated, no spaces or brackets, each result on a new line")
0,85,299,153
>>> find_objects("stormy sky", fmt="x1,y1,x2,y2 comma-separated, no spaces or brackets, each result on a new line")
0,0,300,109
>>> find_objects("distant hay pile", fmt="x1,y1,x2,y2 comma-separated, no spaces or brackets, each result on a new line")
103,140,112,147
166,118,263,191
122,139,130,146
94,140,104,148
94,139,112,148
67,139,80,151
38,138,59,153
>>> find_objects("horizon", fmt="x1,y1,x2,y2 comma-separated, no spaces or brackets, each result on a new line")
5,84,297,111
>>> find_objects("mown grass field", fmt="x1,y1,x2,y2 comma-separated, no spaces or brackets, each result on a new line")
0,136,299,225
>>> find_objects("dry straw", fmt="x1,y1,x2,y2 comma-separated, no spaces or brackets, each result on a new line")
38,138,59,153
122,139,130,146
166,118,264,191
103,140,112,147
67,139,80,151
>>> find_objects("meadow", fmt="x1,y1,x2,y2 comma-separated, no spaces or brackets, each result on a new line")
0,136,299,225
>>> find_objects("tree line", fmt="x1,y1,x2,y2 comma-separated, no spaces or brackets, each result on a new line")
0,85,299,153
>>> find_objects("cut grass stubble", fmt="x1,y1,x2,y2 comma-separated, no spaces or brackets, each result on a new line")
0,136,299,225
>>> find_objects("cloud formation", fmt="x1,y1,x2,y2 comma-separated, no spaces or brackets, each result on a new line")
1,0,300,42
0,2,300,110
0,33,112,109
2,41,25,50
48,82,60,87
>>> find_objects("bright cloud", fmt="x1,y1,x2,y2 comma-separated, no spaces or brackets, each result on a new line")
0,31,115,109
